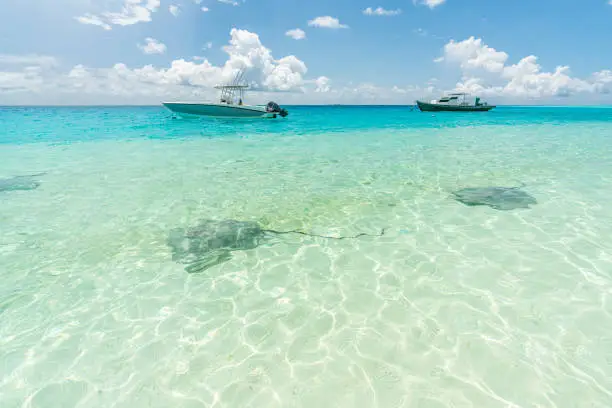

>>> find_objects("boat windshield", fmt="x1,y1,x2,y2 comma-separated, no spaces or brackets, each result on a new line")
437,93,479,105
216,85,248,105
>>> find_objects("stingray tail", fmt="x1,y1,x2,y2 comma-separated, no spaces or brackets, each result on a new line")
14,172,47,179
262,228,387,240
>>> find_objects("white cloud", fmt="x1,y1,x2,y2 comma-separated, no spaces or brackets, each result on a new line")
203,42,213,49
308,16,349,29
75,14,112,31
417,0,447,8
0,55,59,94
0,28,315,104
592,70,612,94
286,28,306,40
500,58,592,98
169,5,180,16
436,36,508,73
262,56,307,90
363,7,402,16
437,36,611,99
314,76,331,93
217,28,308,91
218,0,239,5
2,31,611,105
0,68,46,93
201,6,210,12
315,82,435,104
138,38,167,55
76,0,161,30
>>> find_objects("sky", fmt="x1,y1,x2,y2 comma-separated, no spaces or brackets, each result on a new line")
1,0,611,105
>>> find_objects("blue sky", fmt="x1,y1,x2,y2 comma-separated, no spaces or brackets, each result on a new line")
1,0,611,104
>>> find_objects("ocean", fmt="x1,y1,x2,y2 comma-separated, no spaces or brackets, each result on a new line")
1,105,612,407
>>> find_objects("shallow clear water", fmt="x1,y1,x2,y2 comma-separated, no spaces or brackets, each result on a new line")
2,106,612,407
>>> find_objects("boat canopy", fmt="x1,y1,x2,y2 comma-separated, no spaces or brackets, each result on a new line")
214,69,249,105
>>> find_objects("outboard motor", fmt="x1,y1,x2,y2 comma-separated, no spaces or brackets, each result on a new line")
266,101,289,117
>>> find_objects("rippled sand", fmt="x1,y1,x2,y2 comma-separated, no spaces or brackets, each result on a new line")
2,112,612,407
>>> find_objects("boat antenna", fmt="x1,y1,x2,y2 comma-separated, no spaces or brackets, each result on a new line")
233,67,246,87
235,68,246,102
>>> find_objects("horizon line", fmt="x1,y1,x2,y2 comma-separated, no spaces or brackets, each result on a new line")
2,104,612,108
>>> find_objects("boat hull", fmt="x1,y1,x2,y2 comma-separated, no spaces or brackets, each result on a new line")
416,100,495,112
162,102,277,118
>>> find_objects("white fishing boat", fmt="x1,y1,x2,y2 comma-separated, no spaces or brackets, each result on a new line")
162,70,288,119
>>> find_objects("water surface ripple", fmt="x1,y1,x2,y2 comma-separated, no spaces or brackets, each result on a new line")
1,106,612,407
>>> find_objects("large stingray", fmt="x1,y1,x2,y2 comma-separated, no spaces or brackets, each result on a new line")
167,219,387,274
451,184,537,211
0,173,46,193
167,219,266,274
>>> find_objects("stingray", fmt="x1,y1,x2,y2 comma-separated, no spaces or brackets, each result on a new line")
167,219,266,274
451,184,537,211
167,219,387,274
0,173,46,193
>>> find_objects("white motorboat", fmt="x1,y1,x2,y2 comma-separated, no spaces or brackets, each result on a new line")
162,70,288,119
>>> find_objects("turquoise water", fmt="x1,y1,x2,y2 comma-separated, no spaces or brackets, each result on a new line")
2,105,612,407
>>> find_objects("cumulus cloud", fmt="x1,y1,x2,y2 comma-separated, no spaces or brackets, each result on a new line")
169,5,180,16
363,7,402,16
437,36,611,99
218,0,239,5
138,38,167,55
592,70,612,94
262,56,307,90
0,28,317,104
76,0,161,30
308,16,349,29
0,54,60,93
0,54,445,105
0,68,46,93
314,82,435,104
286,29,306,40
314,76,331,93
436,36,508,73
2,31,610,105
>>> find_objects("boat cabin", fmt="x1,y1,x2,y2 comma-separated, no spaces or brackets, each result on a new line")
432,92,488,107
